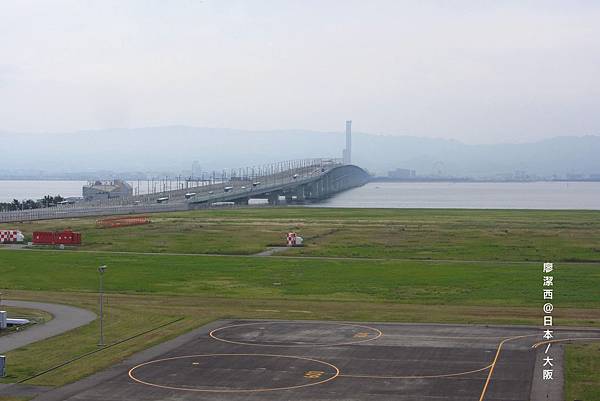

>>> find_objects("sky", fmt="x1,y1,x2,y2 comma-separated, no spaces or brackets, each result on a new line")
1,0,599,143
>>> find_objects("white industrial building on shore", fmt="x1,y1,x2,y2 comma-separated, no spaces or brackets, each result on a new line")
82,180,133,201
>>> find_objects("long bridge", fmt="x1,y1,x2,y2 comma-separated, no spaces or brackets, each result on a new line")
0,159,370,223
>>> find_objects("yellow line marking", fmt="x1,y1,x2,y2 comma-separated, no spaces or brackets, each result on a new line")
531,337,600,349
478,334,537,401
340,364,493,380
128,353,340,393
209,321,383,347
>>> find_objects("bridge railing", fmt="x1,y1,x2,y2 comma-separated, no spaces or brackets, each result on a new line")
186,158,344,204
0,158,343,222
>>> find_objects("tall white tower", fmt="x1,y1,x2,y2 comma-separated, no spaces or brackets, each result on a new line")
343,120,352,164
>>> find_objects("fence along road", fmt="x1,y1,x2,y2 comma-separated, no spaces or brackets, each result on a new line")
0,159,369,223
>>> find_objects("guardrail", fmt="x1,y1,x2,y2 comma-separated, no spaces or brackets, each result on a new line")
0,158,343,223
0,203,188,223
188,165,328,205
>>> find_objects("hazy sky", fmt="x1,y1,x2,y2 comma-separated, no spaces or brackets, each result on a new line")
1,1,599,143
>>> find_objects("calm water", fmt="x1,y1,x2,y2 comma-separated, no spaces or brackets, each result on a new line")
0,181,88,202
317,181,600,210
1,180,599,209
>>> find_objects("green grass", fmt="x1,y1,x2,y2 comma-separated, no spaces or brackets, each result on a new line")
0,291,197,386
1,250,599,308
12,208,600,262
565,343,600,400
14,210,316,255
2,207,600,398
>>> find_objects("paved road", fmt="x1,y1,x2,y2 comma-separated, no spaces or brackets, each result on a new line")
253,246,290,256
31,320,600,401
0,300,96,353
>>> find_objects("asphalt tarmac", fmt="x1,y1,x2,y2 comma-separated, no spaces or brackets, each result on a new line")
0,300,96,354
31,320,600,401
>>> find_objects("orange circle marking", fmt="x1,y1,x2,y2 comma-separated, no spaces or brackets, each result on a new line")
128,353,340,393
209,321,383,347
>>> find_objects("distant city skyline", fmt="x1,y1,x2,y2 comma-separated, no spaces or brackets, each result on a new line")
2,1,600,144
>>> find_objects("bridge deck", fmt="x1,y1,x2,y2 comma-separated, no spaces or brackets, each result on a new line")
0,160,369,223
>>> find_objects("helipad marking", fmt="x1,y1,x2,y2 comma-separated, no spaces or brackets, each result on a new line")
209,321,383,347
304,370,325,379
128,353,340,393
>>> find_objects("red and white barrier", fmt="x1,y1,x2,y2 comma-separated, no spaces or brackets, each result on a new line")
0,230,24,243
286,232,303,247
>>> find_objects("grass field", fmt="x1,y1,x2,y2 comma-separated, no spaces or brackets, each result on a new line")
1,207,599,399
1,250,600,308
565,342,600,400
12,208,600,261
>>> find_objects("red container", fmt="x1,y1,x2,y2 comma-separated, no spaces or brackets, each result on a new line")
33,231,81,245
33,231,55,245
55,231,81,245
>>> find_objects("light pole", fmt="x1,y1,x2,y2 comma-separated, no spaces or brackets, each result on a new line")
98,265,107,346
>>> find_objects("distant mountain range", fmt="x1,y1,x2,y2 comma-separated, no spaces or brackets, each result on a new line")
2,126,600,179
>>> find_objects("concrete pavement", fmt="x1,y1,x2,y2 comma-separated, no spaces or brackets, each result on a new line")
30,320,600,401
0,300,96,354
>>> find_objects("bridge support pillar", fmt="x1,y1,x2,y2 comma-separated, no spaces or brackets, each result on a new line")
234,197,249,206
295,186,306,203
268,193,280,205
305,184,315,201
315,180,324,199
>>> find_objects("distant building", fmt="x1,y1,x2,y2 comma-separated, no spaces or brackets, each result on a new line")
83,180,133,201
514,170,527,180
388,168,416,179
342,120,352,164
566,173,584,180
191,160,201,177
